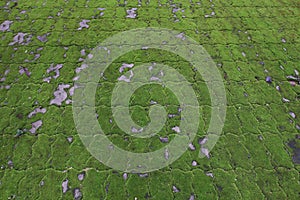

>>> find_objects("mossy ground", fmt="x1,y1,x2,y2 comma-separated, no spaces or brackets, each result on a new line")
1,0,300,199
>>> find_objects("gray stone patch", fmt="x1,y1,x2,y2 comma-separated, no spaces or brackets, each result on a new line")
78,20,90,30
123,173,128,180
67,136,73,143
37,33,49,42
191,160,197,166
159,137,169,143
188,143,196,151
189,194,195,200
118,70,134,82
119,63,134,73
43,64,63,83
50,84,70,106
28,107,46,118
9,33,31,45
172,185,180,193
77,172,85,181
126,8,137,18
0,20,13,32
62,179,69,194
73,188,83,200
29,120,43,134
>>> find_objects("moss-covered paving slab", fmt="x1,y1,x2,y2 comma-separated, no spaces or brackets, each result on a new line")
1,0,300,199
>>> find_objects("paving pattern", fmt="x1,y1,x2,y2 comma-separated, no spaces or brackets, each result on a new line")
0,0,300,199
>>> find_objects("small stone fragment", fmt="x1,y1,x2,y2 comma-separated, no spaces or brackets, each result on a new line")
28,107,47,118
80,49,86,56
119,63,134,73
62,179,69,193
290,81,297,86
77,172,85,181
289,112,296,119
123,173,128,180
126,8,137,18
265,76,272,83
73,188,83,200
9,33,27,45
159,137,169,143
131,127,143,133
75,63,88,74
50,84,70,106
282,97,290,103
188,143,196,151
201,147,210,158
37,33,49,42
172,126,180,133
67,136,73,143
39,180,45,186
29,120,43,134
78,19,90,30
164,149,169,160
199,137,208,145
0,20,13,32
176,32,186,40
8,160,13,168
192,160,197,166
44,64,63,82
118,70,134,82
172,185,180,193
138,173,148,178
189,194,195,200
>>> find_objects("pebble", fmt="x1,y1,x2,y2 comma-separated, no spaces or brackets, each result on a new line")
172,126,180,133
282,98,290,103
164,149,169,160
73,188,83,200
8,160,13,168
289,112,296,119
28,107,47,118
0,20,13,32
138,173,148,178
199,137,208,145
191,160,197,166
67,136,73,143
172,185,180,193
188,143,196,151
123,173,128,180
29,120,43,134
206,172,214,178
39,180,45,186
126,8,137,18
50,84,70,105
201,147,210,158
62,179,69,193
77,172,85,181
78,19,90,30
119,63,134,73
189,194,195,200
265,76,272,83
159,137,169,143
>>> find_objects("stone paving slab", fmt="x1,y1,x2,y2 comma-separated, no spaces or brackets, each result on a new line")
0,0,300,199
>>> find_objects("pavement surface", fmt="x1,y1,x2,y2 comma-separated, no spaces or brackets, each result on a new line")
0,0,300,199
